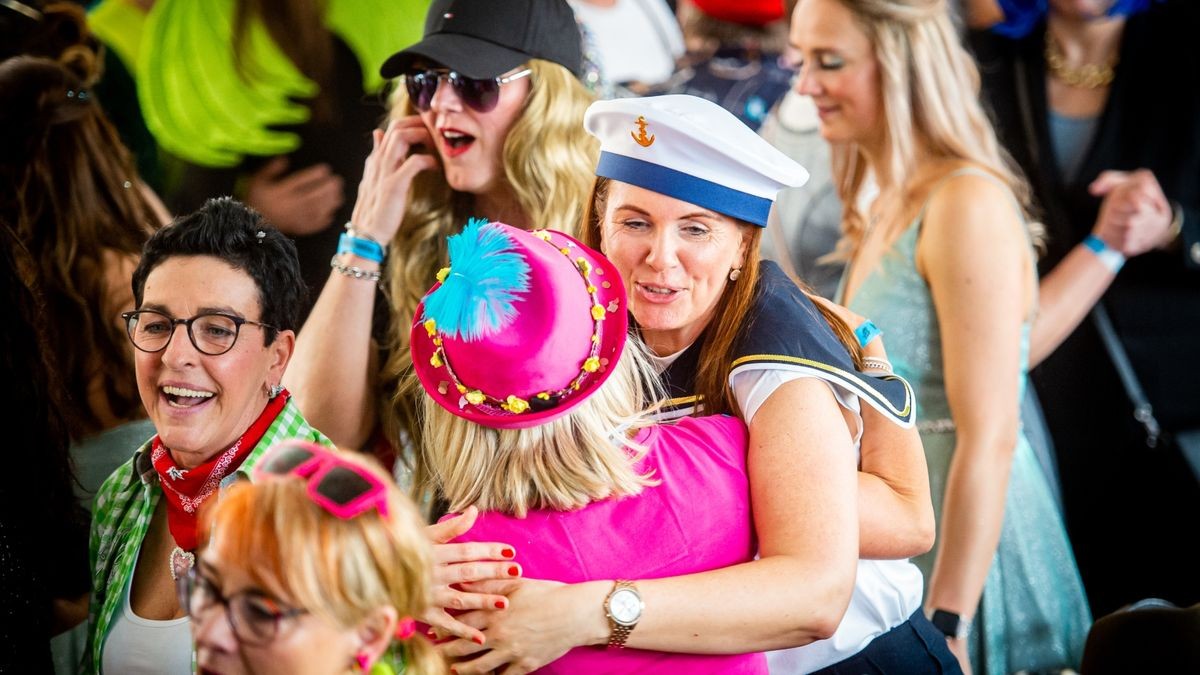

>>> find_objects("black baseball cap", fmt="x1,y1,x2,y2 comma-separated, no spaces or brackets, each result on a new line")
380,0,583,80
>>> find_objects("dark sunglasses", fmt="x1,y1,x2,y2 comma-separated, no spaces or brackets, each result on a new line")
404,67,532,113
253,441,389,520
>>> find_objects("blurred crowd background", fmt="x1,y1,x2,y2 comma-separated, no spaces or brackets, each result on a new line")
1,0,1197,673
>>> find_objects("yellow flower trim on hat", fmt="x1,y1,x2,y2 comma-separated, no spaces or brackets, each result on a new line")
502,396,529,414
576,257,592,278
424,228,617,417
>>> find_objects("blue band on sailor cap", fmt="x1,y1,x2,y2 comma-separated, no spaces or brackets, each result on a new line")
596,152,774,227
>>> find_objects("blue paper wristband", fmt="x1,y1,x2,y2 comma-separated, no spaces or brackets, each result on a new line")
855,320,882,348
1082,235,1125,273
338,233,385,264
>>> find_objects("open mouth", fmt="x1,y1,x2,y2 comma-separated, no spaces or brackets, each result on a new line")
162,385,215,409
636,282,682,301
440,129,475,157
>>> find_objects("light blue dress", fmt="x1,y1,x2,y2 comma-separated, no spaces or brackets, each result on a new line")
841,173,1092,674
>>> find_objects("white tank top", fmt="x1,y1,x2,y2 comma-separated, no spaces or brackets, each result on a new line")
101,564,193,674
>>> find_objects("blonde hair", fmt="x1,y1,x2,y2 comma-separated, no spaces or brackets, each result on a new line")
380,59,599,465
420,338,663,518
827,0,1040,250
199,451,444,674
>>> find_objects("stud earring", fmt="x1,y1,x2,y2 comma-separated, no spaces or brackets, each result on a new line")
268,383,284,399
354,652,371,672
729,268,742,281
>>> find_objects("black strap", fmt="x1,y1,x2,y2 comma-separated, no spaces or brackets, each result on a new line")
1014,46,1160,448
1091,304,1161,448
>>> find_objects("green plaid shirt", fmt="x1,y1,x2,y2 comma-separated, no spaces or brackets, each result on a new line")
84,397,329,673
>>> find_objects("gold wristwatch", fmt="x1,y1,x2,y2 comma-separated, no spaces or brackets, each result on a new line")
603,580,643,648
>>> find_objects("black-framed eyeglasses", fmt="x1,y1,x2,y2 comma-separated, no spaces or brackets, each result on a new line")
121,309,275,356
178,566,305,645
404,67,532,113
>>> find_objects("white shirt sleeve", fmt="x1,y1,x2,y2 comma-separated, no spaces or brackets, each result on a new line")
730,367,864,447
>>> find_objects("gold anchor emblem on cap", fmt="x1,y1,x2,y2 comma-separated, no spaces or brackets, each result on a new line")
631,116,655,147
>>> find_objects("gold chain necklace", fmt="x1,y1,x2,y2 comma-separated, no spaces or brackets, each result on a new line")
1045,31,1118,89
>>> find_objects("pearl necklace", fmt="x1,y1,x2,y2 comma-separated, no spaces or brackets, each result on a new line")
1045,31,1118,89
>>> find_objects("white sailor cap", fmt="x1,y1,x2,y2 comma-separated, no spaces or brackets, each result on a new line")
583,95,809,227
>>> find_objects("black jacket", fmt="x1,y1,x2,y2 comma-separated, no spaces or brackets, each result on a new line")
971,2,1200,434
969,2,1200,614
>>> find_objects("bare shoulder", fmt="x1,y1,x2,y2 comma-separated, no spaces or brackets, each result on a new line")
912,163,1029,284
919,164,1024,249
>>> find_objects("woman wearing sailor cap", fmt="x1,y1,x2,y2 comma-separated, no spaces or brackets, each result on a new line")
413,218,767,673
437,95,957,674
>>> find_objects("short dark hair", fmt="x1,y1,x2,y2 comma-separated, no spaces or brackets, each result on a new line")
131,197,306,342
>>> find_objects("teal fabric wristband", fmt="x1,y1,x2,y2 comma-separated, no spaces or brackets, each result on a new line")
855,320,882,348
338,233,385,264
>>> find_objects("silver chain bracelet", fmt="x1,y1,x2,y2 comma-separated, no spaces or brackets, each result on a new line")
862,356,894,375
330,255,381,283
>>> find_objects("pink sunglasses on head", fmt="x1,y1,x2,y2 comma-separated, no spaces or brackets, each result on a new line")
253,441,390,520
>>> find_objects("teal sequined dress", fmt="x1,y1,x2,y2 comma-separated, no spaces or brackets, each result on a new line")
841,178,1091,674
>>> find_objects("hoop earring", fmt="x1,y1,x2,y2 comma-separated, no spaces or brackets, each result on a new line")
729,268,742,281
268,383,284,399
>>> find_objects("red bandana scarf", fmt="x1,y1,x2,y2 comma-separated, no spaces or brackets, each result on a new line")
151,390,289,552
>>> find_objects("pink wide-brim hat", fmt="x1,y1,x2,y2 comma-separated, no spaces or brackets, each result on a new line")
411,221,628,430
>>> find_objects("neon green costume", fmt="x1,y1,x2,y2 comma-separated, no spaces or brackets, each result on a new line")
89,0,428,167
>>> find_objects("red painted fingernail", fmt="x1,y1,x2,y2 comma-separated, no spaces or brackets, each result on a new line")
508,565,520,577
451,668,459,674
473,635,485,645
495,600,506,609
501,547,515,559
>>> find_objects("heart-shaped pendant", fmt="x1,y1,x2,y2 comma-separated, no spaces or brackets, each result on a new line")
170,546,195,581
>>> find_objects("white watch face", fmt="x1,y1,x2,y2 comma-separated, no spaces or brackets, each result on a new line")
609,588,642,625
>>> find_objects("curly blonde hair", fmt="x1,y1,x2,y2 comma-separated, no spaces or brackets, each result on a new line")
824,0,1040,251
379,59,598,464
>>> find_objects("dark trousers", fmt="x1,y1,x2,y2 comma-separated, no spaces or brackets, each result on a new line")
811,611,962,675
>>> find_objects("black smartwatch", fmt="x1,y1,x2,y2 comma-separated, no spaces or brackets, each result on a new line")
930,609,972,640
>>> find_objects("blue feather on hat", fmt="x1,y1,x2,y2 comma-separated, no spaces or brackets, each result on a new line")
422,219,530,341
